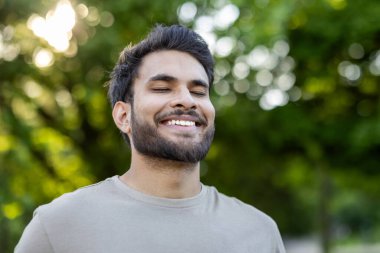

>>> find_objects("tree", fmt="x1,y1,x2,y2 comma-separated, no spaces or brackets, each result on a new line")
1,0,379,252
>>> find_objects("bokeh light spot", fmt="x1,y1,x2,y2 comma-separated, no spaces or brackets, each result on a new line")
33,48,54,68
256,69,273,87
259,89,289,110
86,6,100,26
233,61,250,80
55,90,73,108
214,80,230,96
248,45,270,70
100,11,114,27
273,40,290,57
76,3,89,18
328,0,347,10
338,61,361,81
0,135,13,153
369,51,380,76
214,4,240,30
276,73,296,91
195,15,214,33
233,80,250,93
288,86,302,101
348,43,364,59
215,60,231,79
178,2,197,23
24,80,43,98
27,0,76,52
2,202,22,220
215,36,236,57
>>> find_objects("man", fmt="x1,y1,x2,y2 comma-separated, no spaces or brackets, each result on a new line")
16,25,286,253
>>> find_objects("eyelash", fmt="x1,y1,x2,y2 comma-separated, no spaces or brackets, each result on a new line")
151,88,207,96
191,91,206,96
152,88,170,93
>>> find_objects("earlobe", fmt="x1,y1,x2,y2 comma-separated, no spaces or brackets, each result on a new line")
112,101,131,134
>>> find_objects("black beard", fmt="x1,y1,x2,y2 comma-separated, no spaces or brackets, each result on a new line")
131,109,215,163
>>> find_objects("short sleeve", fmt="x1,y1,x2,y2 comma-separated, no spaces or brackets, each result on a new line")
15,210,54,253
273,223,286,253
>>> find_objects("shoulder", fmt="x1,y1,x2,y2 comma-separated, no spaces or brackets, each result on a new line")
205,185,279,230
36,176,116,219
205,186,286,252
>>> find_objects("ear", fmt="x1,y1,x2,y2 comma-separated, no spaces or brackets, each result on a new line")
112,101,132,134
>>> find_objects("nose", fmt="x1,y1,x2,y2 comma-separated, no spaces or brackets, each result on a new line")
169,88,196,110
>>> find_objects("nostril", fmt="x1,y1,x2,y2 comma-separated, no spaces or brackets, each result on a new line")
172,103,196,109
171,99,196,109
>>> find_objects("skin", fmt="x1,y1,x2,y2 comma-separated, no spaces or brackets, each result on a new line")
112,50,215,199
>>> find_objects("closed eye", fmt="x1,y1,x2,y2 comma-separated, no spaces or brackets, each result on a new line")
191,90,207,96
151,87,171,93
191,87,208,96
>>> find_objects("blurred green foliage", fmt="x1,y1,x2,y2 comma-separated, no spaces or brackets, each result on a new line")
1,0,380,252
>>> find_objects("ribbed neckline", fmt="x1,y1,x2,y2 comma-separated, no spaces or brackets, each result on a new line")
111,175,208,208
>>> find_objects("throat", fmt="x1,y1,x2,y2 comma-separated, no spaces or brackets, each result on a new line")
122,153,201,199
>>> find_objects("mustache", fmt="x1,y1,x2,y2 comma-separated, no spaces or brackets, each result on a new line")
156,109,208,126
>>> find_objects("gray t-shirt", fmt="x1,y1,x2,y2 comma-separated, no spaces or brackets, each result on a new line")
16,176,286,253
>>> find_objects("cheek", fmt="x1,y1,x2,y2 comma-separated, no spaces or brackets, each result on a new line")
134,98,167,122
204,101,215,122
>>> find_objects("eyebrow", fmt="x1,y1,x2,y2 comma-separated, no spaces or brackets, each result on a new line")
149,74,177,83
149,74,209,88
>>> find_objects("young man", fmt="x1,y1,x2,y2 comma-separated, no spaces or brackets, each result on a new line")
16,25,286,253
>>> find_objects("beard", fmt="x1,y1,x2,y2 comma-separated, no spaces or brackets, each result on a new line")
130,108,215,163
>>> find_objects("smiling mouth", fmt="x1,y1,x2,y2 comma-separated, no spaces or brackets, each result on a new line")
157,109,206,128
161,119,199,127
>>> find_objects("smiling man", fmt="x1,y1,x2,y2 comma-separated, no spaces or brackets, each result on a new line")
16,25,286,253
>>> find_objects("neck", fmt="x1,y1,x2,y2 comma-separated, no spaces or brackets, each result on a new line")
120,151,201,199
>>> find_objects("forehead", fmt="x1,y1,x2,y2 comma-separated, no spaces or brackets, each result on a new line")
136,50,208,83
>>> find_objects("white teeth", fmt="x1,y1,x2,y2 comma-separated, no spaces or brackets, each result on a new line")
167,120,195,126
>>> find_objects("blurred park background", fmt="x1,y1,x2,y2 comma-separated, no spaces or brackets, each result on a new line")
1,0,380,252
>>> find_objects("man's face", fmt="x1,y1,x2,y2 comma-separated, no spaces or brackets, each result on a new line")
129,50,215,163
